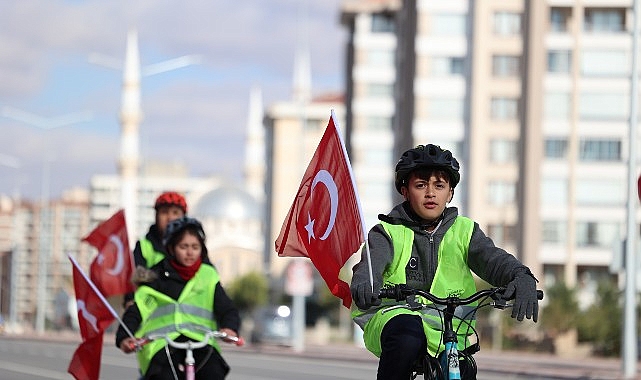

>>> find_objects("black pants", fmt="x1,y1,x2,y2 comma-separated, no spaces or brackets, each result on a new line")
378,314,427,380
144,345,230,380
377,314,476,380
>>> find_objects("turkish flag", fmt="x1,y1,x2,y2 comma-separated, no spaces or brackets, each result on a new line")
275,111,364,308
83,209,135,297
68,255,115,380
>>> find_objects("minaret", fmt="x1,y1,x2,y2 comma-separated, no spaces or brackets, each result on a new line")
292,46,312,104
244,86,265,201
119,29,142,242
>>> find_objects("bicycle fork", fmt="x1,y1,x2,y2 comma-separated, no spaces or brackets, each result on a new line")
440,306,461,380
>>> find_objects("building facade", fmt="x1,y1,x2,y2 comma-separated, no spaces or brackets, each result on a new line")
340,0,641,305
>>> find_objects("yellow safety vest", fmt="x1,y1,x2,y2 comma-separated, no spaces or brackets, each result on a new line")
140,238,165,268
134,264,220,375
352,216,476,357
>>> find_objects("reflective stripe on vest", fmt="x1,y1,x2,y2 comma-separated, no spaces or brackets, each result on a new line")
134,265,220,375
352,216,476,357
140,238,165,268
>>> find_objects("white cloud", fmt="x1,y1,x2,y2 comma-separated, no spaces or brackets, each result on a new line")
0,0,345,200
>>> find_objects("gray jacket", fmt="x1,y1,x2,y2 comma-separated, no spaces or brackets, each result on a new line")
351,202,528,295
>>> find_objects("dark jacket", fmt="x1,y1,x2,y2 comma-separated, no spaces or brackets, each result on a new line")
116,259,240,380
351,203,528,294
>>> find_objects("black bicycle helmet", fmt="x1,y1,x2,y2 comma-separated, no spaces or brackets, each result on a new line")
163,216,206,249
394,144,460,193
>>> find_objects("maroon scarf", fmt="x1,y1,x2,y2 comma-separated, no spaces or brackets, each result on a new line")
169,257,202,281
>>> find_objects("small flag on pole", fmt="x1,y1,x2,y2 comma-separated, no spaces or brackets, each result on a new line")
67,255,117,380
82,209,135,297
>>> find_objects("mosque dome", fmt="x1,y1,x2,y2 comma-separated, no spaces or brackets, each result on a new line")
192,185,262,221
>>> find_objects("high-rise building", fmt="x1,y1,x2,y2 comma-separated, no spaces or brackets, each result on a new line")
340,0,640,305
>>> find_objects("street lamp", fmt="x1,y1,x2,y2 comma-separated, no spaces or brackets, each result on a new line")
1,108,91,334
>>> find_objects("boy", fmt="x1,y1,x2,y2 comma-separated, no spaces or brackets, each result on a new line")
350,144,539,380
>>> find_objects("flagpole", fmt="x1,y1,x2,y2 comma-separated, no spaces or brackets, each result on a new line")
68,254,136,339
330,110,374,291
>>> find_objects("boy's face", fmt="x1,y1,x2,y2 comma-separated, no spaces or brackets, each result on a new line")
401,172,453,222
156,205,186,234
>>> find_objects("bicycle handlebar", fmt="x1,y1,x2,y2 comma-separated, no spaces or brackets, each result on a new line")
131,330,244,351
378,285,544,306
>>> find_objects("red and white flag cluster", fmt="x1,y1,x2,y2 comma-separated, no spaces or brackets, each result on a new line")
275,111,365,308
68,209,134,380
67,255,117,380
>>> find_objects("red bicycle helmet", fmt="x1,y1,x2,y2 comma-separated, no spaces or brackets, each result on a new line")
394,144,460,193
154,191,187,213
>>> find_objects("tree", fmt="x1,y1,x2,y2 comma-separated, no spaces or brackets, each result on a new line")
540,282,579,337
227,271,269,315
576,279,622,356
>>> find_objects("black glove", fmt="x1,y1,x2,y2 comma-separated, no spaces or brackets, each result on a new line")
503,269,538,322
351,282,381,310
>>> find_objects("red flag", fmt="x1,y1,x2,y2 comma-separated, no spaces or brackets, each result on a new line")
275,111,364,308
68,256,116,380
83,209,135,297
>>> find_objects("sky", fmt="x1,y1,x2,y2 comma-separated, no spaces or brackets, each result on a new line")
0,0,345,201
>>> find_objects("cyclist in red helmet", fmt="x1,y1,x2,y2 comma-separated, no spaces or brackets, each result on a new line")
350,144,540,380
124,191,210,308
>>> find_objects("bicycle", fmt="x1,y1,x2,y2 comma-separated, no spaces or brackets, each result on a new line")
378,285,544,380
130,326,245,380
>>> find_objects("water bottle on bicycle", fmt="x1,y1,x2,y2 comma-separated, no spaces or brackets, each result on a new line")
116,217,242,380
350,145,541,380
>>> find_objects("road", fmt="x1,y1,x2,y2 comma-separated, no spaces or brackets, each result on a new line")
0,335,634,379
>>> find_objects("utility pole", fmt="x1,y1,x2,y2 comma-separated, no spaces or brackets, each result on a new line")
1,108,91,334
623,1,639,378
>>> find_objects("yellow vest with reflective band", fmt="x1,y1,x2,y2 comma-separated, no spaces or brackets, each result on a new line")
140,238,165,268
134,264,220,375
352,216,476,357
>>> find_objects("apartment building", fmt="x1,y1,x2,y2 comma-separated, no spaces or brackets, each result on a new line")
340,0,640,302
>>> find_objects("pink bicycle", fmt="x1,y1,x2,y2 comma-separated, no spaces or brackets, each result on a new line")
132,327,244,380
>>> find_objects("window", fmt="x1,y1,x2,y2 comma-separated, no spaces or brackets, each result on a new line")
581,50,628,77
542,220,567,244
492,55,520,76
432,14,467,35
488,223,516,245
547,50,571,73
541,178,568,205
372,13,395,33
550,7,571,32
579,139,621,161
491,97,518,120
494,12,521,35
579,93,627,120
544,139,568,159
488,181,515,205
576,221,619,247
429,98,464,119
366,116,392,131
367,83,394,97
584,8,625,32
431,57,465,76
544,92,571,120
368,50,395,66
576,180,625,206
490,139,517,163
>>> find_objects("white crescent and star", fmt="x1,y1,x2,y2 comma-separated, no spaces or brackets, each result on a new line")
304,169,339,244
77,299,99,333
96,234,125,276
